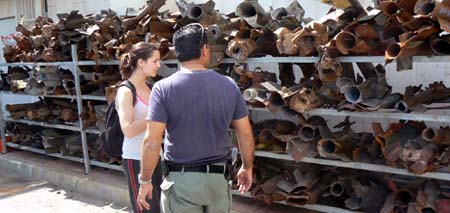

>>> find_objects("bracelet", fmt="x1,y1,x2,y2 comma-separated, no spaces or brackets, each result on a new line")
138,173,152,185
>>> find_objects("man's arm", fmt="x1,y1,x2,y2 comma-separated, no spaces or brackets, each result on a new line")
137,121,166,210
232,115,254,193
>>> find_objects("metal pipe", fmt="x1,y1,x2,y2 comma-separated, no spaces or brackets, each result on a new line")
421,128,450,145
236,0,270,28
330,181,345,197
298,125,318,142
395,189,414,206
343,85,361,103
243,87,266,103
430,36,450,55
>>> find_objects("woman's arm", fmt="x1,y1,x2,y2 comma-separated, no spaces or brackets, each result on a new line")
116,87,147,138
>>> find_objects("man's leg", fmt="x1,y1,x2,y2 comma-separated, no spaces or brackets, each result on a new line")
161,172,207,213
205,174,231,213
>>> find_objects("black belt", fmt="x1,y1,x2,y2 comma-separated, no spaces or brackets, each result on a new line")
167,164,226,174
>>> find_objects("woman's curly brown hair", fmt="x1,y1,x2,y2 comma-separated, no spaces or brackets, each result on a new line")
119,42,158,79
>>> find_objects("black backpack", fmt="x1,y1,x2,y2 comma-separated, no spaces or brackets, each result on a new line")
101,80,136,158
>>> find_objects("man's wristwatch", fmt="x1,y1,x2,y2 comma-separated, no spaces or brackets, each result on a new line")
138,173,152,185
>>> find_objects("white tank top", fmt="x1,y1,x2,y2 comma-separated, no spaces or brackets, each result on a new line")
121,94,149,160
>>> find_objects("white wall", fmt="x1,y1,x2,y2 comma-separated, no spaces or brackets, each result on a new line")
0,0,14,18
47,0,142,20
0,17,16,63
162,0,374,21
44,0,375,22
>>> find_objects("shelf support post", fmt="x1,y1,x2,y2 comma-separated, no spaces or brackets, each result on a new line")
0,92,7,154
71,44,91,174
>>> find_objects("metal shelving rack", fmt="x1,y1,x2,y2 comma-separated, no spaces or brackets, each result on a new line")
228,55,450,212
2,47,450,212
0,45,183,174
255,151,450,181
0,45,127,173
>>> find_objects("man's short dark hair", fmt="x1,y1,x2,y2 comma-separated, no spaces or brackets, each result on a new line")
173,24,208,62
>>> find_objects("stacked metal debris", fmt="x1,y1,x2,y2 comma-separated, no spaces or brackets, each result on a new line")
1,0,167,63
0,65,123,96
5,1,450,111
237,61,450,112
375,121,450,174
4,122,84,156
4,0,450,62
251,116,450,175
5,98,99,130
5,122,44,149
241,158,450,212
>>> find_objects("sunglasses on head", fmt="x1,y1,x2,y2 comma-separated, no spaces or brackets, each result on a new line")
185,23,207,48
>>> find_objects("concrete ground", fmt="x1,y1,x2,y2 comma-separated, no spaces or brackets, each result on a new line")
0,150,305,213
0,169,128,212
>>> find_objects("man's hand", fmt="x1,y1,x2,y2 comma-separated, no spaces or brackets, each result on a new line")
137,184,153,210
236,166,252,194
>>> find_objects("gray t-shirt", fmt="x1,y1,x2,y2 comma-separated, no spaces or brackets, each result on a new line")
147,69,249,164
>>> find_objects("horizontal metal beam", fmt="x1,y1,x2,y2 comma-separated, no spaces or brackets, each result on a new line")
77,60,180,66
6,142,84,163
81,95,106,101
255,151,450,181
249,107,450,123
4,117,81,131
7,139,122,171
89,160,122,171
0,91,106,101
3,56,450,67
85,128,101,134
231,190,360,213
42,94,77,100
0,62,73,67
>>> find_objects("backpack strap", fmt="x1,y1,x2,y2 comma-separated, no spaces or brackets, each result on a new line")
118,80,137,106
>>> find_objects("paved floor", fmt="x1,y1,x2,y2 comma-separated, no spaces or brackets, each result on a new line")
0,150,307,212
0,168,129,212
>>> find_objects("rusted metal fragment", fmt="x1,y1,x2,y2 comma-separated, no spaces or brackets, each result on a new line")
41,129,64,153
433,0,450,32
340,68,392,108
336,23,380,55
317,124,355,161
25,79,45,96
278,63,296,88
274,27,299,55
236,0,271,28
395,82,450,113
122,0,165,30
421,127,450,145
319,0,366,17
266,1,304,31
416,182,439,213
385,25,439,60
430,35,450,55
289,88,324,113
225,29,258,61
80,101,97,130
176,0,227,27
402,142,438,174
380,1,414,23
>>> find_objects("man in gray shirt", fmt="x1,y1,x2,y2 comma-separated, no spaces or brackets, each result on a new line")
137,23,255,213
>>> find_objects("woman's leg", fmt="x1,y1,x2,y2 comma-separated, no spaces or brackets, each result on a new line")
124,158,164,213
122,158,143,213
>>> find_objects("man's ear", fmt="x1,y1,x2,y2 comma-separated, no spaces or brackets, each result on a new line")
201,45,208,57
